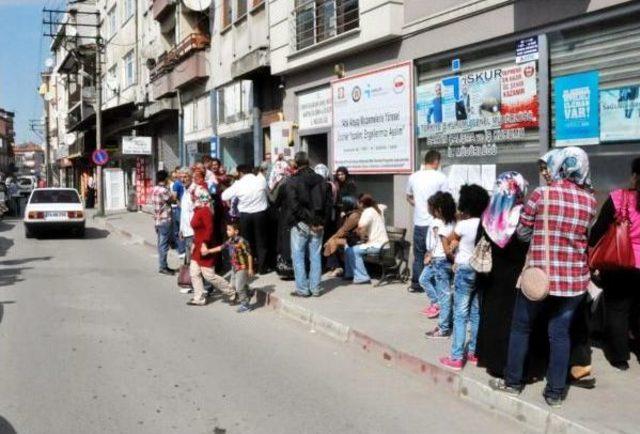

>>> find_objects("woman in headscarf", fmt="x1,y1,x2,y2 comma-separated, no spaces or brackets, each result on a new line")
475,172,530,377
334,166,357,213
269,160,296,279
491,147,597,408
323,196,361,277
187,169,236,306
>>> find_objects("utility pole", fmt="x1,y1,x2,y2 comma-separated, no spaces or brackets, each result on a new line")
95,16,104,216
44,97,52,186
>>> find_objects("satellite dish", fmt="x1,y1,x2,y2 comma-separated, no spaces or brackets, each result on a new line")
106,76,119,92
64,133,77,146
182,0,212,12
45,58,55,68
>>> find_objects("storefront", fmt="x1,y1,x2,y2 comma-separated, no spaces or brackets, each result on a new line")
216,80,256,168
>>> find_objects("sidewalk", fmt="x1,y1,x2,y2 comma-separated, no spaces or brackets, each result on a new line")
96,211,639,434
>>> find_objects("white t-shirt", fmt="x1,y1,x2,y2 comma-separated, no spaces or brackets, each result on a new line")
221,173,269,214
406,169,449,227
426,218,454,259
359,207,389,248
454,218,480,265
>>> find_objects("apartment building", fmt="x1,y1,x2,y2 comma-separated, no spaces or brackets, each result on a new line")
269,0,640,229
13,143,45,177
0,109,15,175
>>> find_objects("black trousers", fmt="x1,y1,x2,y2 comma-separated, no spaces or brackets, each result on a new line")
601,269,640,364
239,210,269,274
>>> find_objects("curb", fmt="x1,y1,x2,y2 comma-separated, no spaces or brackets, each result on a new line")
101,218,601,434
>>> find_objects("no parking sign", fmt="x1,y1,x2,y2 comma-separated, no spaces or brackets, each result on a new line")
92,149,109,166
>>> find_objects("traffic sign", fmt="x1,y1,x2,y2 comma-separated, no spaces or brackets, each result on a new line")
92,149,109,166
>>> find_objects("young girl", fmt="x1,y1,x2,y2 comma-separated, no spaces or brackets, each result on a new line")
419,192,457,340
439,184,490,370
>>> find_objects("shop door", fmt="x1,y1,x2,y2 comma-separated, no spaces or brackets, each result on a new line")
302,134,328,167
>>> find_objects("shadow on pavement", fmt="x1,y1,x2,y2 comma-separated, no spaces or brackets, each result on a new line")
0,301,16,324
0,415,16,434
0,256,52,267
32,227,109,240
253,284,275,310
0,267,32,288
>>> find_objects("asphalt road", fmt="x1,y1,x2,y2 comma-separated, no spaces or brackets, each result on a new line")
0,217,521,434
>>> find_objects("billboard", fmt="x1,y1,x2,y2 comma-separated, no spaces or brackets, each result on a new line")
600,86,640,142
332,62,413,173
554,71,600,146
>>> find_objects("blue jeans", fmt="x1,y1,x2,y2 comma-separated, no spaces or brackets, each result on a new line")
420,258,453,332
450,265,479,360
344,245,380,283
411,225,429,289
290,224,323,296
505,291,584,399
156,222,171,271
171,207,185,254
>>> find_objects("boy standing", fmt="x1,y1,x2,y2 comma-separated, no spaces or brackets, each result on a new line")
202,222,255,312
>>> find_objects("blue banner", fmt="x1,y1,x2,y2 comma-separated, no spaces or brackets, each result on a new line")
554,71,600,146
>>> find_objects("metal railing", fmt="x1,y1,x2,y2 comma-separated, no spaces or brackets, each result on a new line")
290,0,359,51
150,33,211,81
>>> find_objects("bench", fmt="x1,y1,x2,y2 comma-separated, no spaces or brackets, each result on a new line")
364,226,411,287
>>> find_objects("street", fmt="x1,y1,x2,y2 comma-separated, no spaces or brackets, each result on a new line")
0,218,519,434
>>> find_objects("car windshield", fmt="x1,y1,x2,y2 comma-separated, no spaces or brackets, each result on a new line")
30,190,80,204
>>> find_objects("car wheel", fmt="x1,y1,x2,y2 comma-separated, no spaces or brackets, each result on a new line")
25,226,34,238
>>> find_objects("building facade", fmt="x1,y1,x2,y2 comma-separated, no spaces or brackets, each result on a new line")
0,109,15,175
13,143,45,177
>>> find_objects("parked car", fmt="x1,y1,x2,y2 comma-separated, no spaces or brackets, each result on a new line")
24,188,85,238
17,176,37,196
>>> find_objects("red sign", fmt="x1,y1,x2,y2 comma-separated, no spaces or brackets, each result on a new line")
92,149,109,166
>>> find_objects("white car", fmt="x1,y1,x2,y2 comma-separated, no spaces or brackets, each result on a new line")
24,188,86,238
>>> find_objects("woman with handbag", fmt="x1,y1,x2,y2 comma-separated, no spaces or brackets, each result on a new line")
588,157,640,371
490,147,597,408
475,172,531,378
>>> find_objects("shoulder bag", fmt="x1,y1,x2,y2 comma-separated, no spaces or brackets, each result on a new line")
588,190,636,271
518,189,550,301
470,235,492,274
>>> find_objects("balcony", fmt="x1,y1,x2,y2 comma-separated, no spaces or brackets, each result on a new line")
291,0,359,51
150,33,210,97
66,100,95,131
152,0,176,21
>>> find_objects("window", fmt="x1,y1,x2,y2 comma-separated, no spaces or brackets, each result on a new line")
107,6,117,38
236,0,247,19
123,50,135,88
223,0,233,28
251,0,264,7
123,0,135,22
294,1,358,50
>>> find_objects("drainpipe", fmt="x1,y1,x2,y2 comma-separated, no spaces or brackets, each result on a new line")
176,1,185,167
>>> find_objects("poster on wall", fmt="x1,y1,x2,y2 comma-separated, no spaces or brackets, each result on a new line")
298,87,332,131
270,121,294,159
416,62,538,143
554,71,600,146
600,86,640,142
332,62,413,174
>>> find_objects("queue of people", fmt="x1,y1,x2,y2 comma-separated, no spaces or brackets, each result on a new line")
150,147,640,408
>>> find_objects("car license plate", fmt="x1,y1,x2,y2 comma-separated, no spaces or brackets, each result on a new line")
45,211,68,220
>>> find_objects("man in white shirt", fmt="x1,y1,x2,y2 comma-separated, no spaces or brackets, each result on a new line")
221,164,270,274
406,150,448,291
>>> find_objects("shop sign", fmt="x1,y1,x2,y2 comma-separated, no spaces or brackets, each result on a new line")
516,36,539,64
332,62,413,174
122,136,152,155
416,62,538,143
210,136,219,158
600,85,640,142
298,87,332,130
270,121,294,159
554,71,600,146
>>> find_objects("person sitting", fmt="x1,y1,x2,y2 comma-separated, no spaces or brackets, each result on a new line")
323,196,361,277
343,194,389,284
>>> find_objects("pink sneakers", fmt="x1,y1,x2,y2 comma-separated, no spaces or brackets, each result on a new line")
466,353,478,365
439,356,463,371
421,304,440,318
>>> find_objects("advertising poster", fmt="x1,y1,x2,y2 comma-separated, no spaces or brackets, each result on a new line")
269,121,294,159
332,62,413,173
600,86,640,142
501,62,538,129
416,63,538,140
554,71,600,146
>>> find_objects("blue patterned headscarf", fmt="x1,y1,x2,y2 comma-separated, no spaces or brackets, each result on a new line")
541,147,591,188
481,171,528,248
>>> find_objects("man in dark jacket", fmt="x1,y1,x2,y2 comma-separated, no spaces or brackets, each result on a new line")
286,152,331,297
